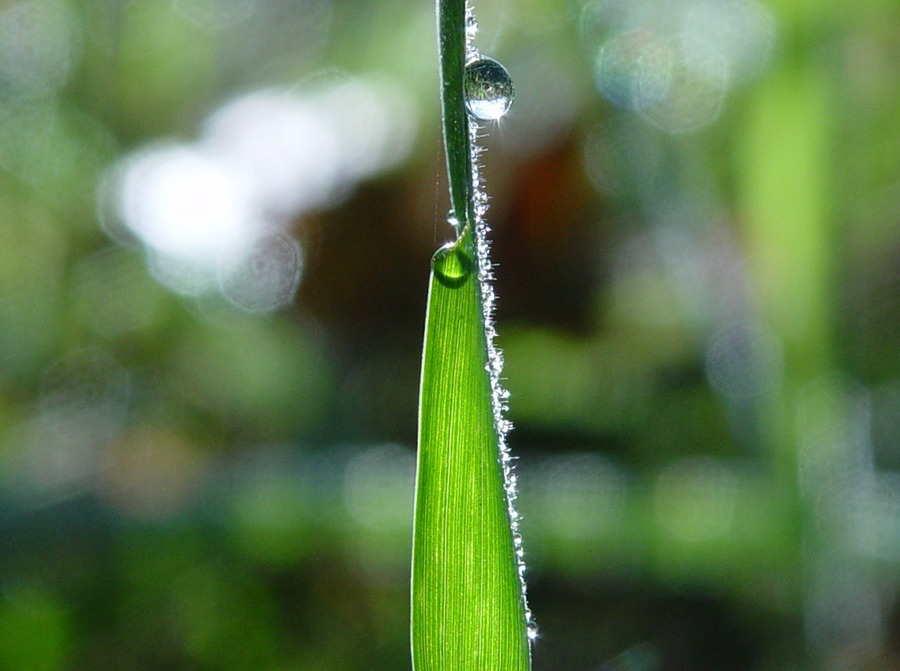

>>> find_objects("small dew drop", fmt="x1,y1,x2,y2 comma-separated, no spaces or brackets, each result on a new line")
464,57,515,121
432,243,472,288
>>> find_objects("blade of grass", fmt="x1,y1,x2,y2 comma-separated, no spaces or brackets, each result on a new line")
410,0,532,668
435,0,473,236
411,239,531,670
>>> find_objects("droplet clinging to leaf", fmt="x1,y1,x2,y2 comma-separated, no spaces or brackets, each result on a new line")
464,56,515,121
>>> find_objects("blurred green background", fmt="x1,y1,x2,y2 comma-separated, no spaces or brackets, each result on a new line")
0,0,898,668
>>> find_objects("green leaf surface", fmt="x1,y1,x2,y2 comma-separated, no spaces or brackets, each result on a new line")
411,0,531,666
411,233,531,671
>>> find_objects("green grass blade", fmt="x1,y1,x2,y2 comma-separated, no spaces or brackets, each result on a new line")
411,0,531,666
411,234,531,671
436,0,473,236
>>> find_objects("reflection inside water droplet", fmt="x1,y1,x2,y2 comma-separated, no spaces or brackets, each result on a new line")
464,57,515,121
432,243,472,288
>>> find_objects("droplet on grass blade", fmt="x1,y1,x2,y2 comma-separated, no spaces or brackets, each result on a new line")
464,57,515,121
432,243,473,288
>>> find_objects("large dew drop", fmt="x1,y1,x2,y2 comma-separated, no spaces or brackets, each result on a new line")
432,242,472,288
464,57,515,121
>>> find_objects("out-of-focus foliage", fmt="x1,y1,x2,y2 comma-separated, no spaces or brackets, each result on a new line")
0,0,898,669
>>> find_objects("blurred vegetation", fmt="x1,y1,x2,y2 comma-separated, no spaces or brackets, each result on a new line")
0,0,898,669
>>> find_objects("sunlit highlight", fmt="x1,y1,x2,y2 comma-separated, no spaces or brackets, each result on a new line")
119,143,255,262
585,0,775,133
101,76,417,312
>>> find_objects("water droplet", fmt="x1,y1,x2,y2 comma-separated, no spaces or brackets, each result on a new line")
432,243,472,288
464,57,515,121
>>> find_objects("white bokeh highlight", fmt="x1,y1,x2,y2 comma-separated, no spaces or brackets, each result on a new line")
588,0,775,133
101,76,417,313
